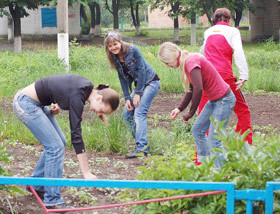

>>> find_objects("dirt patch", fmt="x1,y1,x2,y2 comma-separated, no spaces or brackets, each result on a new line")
149,92,280,130
1,92,279,213
1,142,144,214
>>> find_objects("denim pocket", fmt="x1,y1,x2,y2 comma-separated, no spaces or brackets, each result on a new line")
13,99,29,124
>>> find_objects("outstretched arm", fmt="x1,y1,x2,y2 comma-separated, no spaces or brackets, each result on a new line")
77,153,97,180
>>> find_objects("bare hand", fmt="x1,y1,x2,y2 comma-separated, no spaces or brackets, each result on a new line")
133,94,141,108
83,171,98,180
235,79,246,90
126,100,134,111
170,108,180,120
50,103,60,115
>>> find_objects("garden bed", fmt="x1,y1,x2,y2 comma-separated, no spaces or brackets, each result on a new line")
1,91,279,213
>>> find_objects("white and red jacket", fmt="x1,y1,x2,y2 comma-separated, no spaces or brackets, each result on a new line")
200,21,249,81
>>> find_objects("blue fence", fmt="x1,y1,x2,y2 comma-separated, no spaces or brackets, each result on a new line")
0,176,279,213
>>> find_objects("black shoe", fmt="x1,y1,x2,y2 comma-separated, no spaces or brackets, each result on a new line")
46,203,74,209
26,186,44,200
125,150,147,159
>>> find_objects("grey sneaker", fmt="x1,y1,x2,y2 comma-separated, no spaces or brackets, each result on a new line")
125,150,147,159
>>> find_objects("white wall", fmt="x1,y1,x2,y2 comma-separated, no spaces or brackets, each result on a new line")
0,9,8,36
0,2,81,37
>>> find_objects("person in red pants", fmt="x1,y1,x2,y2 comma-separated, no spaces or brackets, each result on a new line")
196,8,252,164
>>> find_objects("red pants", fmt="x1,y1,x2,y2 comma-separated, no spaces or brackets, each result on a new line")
198,77,253,144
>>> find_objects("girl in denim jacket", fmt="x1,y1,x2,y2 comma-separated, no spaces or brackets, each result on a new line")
105,32,160,158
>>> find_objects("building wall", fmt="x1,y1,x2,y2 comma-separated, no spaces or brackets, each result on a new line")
148,6,209,28
0,2,81,38
148,6,188,28
249,0,280,40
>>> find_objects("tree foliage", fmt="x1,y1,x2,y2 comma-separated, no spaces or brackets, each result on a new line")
180,0,256,26
0,0,51,18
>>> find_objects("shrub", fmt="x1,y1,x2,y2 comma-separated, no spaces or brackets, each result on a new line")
124,124,280,213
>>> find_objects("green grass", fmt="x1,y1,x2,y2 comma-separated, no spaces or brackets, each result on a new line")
0,33,279,154
1,36,279,98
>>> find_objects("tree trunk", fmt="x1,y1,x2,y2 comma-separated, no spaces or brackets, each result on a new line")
112,0,120,30
130,0,141,35
190,14,196,46
95,3,101,36
135,3,141,36
7,14,14,42
201,1,213,25
89,3,96,35
172,2,179,42
9,4,21,52
80,4,88,22
234,9,243,28
174,17,179,42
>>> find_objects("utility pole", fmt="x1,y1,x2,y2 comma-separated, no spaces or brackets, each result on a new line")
57,0,69,71
190,13,196,46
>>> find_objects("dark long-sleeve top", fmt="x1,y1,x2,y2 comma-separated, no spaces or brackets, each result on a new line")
35,74,94,154
177,69,203,121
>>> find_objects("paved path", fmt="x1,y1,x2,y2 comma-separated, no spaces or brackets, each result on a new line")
0,40,13,51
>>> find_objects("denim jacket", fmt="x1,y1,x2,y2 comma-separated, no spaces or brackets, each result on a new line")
113,45,156,100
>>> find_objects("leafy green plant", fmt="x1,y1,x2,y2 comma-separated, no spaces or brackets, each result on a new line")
123,123,280,213
0,137,25,213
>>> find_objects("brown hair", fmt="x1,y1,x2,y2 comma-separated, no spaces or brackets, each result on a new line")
97,87,120,124
212,8,231,25
158,42,189,89
104,31,130,70
97,87,120,111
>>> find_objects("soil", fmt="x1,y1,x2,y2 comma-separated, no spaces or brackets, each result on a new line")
1,91,279,214
0,38,280,214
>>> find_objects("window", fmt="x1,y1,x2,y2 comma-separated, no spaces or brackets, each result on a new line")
41,8,57,28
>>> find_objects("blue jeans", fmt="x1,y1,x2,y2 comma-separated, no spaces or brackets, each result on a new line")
192,91,236,168
13,93,65,206
122,80,160,154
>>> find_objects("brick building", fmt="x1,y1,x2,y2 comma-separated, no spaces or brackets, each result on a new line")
249,0,280,40
148,6,209,28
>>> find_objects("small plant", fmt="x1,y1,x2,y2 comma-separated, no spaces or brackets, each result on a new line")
122,122,280,213
0,139,25,213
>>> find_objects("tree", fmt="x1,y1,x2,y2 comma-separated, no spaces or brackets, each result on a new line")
89,1,101,36
148,0,182,42
180,0,256,28
0,0,50,52
105,0,121,30
119,0,145,36
129,0,143,36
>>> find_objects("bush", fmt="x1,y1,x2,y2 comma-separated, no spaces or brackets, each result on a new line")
123,124,280,213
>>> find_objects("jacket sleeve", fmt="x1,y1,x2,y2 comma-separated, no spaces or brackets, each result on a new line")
231,29,249,80
133,47,147,96
69,95,85,154
118,72,131,100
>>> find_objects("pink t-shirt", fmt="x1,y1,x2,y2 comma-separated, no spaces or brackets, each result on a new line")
185,53,229,101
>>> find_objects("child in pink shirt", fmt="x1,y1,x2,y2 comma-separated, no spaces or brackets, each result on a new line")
158,42,236,168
